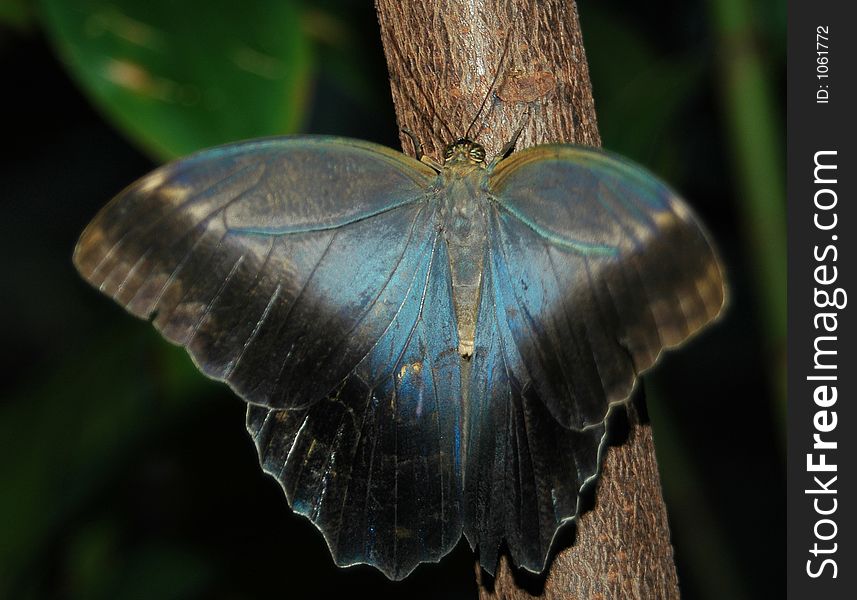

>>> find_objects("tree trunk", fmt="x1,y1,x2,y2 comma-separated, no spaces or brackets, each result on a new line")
373,1,681,598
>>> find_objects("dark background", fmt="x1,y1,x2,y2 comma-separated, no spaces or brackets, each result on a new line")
1,0,785,598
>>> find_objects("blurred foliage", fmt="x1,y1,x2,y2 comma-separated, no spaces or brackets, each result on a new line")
583,10,707,181
0,0,35,30
0,326,207,597
2,0,784,599
39,0,312,159
708,0,787,423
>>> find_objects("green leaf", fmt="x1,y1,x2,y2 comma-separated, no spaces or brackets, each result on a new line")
38,0,312,160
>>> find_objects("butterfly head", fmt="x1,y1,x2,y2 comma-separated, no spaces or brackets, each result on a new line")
443,138,486,167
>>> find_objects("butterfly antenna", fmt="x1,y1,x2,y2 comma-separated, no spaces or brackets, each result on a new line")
465,29,514,141
401,128,425,161
491,109,530,166
471,102,495,141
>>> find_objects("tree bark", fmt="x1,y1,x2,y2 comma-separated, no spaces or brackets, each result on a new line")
373,1,681,598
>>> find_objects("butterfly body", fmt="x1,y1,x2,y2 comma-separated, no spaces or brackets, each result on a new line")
437,146,490,358
74,135,725,580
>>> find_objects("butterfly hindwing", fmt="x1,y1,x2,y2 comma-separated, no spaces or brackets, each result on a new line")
74,136,441,411
246,230,464,580
464,247,607,574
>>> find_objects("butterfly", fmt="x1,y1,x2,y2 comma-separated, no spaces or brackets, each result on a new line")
74,132,725,580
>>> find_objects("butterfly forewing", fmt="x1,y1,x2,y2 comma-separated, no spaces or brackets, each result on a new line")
485,145,725,430
74,137,440,411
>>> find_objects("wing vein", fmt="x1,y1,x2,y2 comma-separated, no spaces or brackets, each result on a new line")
490,209,578,413
113,247,152,298
491,254,544,563
143,220,221,318
89,161,262,280
346,207,440,374
431,362,445,547
186,253,245,346
310,204,428,378
331,382,376,556
223,239,278,378
262,230,339,399
543,244,594,415
491,201,617,256
279,411,312,492
156,226,231,328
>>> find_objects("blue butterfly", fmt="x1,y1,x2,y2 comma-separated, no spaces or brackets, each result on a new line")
74,134,725,579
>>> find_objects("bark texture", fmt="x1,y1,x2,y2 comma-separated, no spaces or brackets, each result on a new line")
373,1,681,598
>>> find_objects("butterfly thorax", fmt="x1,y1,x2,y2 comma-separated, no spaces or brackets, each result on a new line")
440,161,488,359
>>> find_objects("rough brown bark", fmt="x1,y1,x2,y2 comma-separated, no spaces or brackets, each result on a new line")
373,1,681,598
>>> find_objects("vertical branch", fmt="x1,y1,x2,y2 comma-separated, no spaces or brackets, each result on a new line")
373,1,680,598
375,0,599,160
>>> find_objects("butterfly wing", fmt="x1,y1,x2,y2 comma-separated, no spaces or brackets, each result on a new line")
75,136,441,410
464,145,725,573
247,233,463,579
75,136,465,578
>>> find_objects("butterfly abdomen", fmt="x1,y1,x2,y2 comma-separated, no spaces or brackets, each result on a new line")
441,174,489,359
